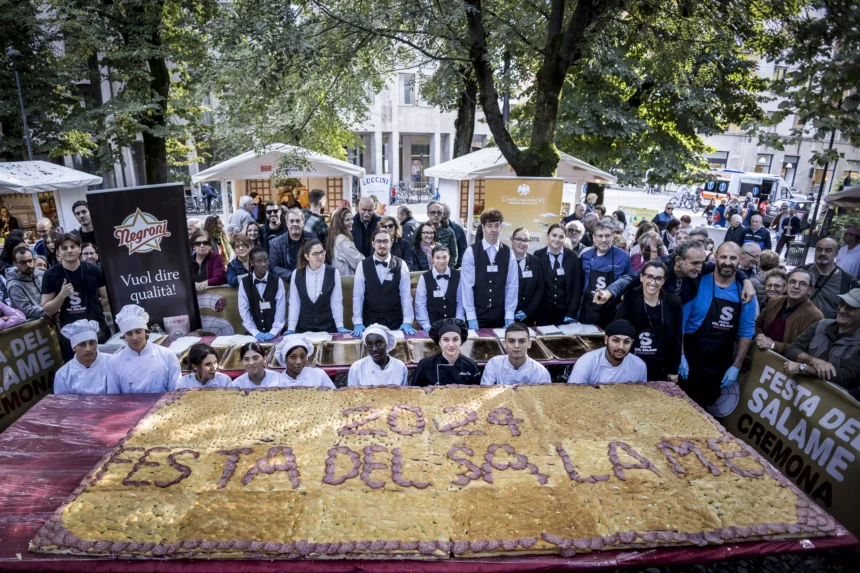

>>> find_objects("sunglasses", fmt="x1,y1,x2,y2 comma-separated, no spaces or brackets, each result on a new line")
380,224,395,229
266,209,280,215
193,241,210,247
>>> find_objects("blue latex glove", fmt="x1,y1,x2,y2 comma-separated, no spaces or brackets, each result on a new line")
679,355,689,380
352,324,366,337
563,316,577,324
721,366,740,388
514,311,526,321
400,323,416,335
255,332,274,342
468,319,479,330
284,330,295,335
337,327,351,334
504,318,514,327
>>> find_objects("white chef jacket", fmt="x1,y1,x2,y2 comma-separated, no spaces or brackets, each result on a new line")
568,348,648,385
107,342,181,394
460,239,519,321
238,271,286,336
414,267,464,330
287,265,344,331
347,356,408,387
175,372,233,389
53,352,114,395
281,367,335,388
229,369,284,388
352,254,414,326
480,356,551,386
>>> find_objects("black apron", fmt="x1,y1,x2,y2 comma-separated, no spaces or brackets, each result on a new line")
632,298,667,381
681,280,742,408
579,248,617,329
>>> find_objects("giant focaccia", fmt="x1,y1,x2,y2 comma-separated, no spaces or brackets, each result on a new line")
30,383,842,559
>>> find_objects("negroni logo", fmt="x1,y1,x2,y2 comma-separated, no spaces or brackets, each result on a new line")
114,209,171,254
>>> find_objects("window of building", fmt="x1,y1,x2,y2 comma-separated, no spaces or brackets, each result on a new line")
726,123,743,133
841,160,860,185
346,145,362,167
201,94,213,126
400,74,415,105
773,66,787,81
754,154,773,174
382,134,390,175
811,166,835,190
792,114,805,129
781,155,799,187
705,151,729,169
409,135,431,189
246,179,273,201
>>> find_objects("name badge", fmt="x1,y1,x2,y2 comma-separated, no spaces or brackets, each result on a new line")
433,289,445,298
556,268,565,276
522,270,533,278
487,265,498,273
259,301,272,310
383,272,394,282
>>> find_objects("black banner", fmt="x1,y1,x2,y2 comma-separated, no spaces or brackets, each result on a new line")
87,183,201,332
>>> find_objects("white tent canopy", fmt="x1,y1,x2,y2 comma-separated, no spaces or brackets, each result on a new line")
425,147,617,183
192,144,365,183
825,184,860,208
0,161,102,194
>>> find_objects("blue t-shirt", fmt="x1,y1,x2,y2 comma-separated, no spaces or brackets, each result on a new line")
682,274,755,338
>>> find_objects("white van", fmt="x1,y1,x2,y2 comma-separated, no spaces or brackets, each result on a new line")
700,170,795,205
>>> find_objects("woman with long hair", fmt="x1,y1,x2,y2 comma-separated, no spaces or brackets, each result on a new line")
327,207,364,276
412,222,436,272
204,215,232,261
286,239,348,334
175,343,232,388
378,215,416,267
190,229,226,292
612,210,630,241
44,230,61,267
242,221,262,248
0,229,27,268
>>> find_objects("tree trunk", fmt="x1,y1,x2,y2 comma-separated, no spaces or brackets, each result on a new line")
452,71,477,158
141,52,170,185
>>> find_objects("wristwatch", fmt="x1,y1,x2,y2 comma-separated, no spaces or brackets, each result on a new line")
799,363,808,373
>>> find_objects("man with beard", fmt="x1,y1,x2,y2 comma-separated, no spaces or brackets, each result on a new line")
259,201,288,250
680,242,755,409
568,319,647,384
801,237,852,319
268,208,317,281
595,240,756,308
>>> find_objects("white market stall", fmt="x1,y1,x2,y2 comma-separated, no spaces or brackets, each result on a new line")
424,147,616,238
192,144,366,219
0,161,102,232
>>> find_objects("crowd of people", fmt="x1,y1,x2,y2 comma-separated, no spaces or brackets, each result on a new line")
2,189,859,407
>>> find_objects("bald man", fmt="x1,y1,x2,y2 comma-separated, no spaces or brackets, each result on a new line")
34,218,53,256
352,197,380,257
724,214,747,247
800,237,853,319
681,242,755,410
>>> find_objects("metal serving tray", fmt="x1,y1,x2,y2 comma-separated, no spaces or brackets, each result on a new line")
460,337,504,362
313,340,364,367
219,344,274,371
407,339,440,363
500,338,554,362
537,335,600,361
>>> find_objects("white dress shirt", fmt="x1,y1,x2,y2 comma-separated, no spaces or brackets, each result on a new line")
546,248,564,269
414,267,465,330
238,271,286,336
281,367,335,388
175,372,233,389
568,348,648,385
54,352,114,395
836,244,860,279
352,254,414,326
287,265,344,331
460,239,519,321
347,356,408,386
480,355,551,385
229,369,284,388
107,342,181,394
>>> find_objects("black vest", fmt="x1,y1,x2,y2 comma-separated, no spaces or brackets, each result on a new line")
361,256,404,329
516,253,542,312
422,268,460,326
242,273,280,333
294,265,337,333
536,246,578,311
471,243,511,310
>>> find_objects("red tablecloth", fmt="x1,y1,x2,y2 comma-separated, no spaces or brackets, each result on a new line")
0,395,854,572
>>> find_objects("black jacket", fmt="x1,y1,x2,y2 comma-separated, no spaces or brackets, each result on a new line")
353,213,380,258
412,353,481,386
391,238,417,269
449,221,468,268
260,222,288,251
534,246,582,321
615,288,683,376
515,253,543,321
724,224,747,247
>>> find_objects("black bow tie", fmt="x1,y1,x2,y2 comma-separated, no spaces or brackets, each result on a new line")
436,274,447,280
254,278,267,285
375,260,388,267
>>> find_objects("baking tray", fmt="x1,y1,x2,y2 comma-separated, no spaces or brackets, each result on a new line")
500,338,554,362
313,339,365,367
407,339,440,363
537,335,596,361
389,340,411,364
460,337,504,362
577,334,605,352
219,344,274,371
179,345,229,371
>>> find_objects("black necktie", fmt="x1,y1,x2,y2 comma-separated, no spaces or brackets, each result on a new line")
436,275,447,280
254,278,266,285
551,254,560,271
375,260,387,267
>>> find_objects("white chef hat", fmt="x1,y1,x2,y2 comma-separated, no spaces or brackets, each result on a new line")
115,304,150,335
60,319,100,348
275,335,315,365
362,324,396,352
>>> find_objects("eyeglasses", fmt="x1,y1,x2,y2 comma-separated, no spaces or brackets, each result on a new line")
82,251,97,258
309,250,326,258
374,239,391,245
642,273,666,284
787,279,810,288
512,237,529,244
193,241,210,247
